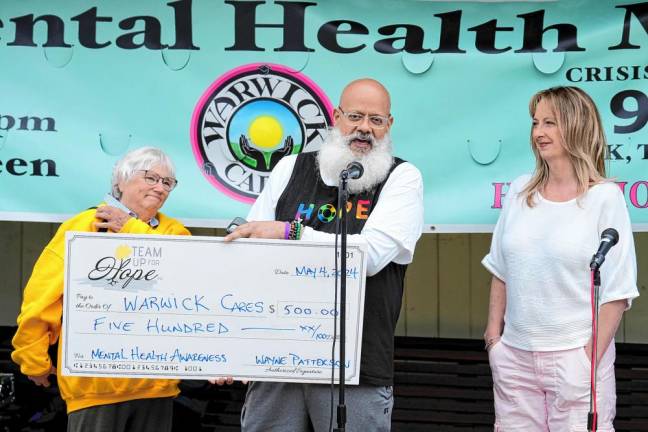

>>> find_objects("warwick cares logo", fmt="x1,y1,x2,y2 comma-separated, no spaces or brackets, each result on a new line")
191,63,333,203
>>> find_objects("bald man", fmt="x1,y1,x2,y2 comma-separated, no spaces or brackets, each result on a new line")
226,79,424,431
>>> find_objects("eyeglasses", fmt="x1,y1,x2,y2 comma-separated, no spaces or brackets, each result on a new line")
138,170,178,191
338,107,391,129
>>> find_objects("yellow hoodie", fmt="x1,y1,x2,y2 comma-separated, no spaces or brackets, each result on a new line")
11,207,191,413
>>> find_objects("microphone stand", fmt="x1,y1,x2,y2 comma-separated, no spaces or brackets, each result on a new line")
588,267,601,432
586,228,618,432
334,172,350,432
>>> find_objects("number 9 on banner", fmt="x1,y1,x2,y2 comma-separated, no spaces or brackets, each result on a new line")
611,90,648,134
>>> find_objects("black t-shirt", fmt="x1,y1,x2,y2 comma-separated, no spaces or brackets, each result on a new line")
275,152,407,386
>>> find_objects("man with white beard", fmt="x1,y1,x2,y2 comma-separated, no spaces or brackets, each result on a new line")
225,78,424,432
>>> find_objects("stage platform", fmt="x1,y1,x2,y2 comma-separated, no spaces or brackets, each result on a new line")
2,330,647,431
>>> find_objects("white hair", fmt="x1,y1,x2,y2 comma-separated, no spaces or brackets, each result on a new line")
317,127,393,194
111,147,175,198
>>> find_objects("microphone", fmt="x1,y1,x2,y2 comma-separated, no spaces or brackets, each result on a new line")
340,162,364,180
589,228,619,270
226,217,247,234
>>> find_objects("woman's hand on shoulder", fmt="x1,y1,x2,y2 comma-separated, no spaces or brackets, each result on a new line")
94,205,132,232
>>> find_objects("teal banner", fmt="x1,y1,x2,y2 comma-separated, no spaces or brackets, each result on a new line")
0,0,646,231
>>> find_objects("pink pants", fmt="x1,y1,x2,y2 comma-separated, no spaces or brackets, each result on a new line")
488,341,616,431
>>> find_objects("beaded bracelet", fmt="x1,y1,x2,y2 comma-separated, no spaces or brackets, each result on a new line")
295,221,302,240
288,220,303,240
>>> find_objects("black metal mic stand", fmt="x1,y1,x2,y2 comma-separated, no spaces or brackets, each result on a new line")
587,268,601,432
334,172,351,432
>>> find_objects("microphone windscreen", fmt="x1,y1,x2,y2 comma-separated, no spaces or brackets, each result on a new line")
601,228,619,245
346,162,364,179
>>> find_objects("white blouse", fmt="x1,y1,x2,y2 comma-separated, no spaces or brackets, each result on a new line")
483,174,639,351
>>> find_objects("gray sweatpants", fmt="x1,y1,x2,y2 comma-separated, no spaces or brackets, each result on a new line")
67,397,173,432
241,382,393,432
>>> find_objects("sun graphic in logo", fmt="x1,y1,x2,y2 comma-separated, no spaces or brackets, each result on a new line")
115,245,133,260
248,115,284,150
227,98,303,172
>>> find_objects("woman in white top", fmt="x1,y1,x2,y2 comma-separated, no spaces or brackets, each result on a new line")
482,86,639,431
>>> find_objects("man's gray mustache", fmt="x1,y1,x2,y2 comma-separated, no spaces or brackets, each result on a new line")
345,132,374,145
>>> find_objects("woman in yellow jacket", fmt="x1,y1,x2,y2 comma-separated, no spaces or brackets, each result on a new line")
12,147,190,432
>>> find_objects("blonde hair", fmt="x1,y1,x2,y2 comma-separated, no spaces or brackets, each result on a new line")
522,86,608,207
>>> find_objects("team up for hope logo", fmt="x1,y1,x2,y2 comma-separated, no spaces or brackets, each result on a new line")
191,63,334,202
87,244,161,290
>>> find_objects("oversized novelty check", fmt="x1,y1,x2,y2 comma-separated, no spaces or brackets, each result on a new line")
61,232,367,383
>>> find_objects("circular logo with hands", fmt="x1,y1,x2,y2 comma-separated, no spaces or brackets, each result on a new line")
191,63,333,202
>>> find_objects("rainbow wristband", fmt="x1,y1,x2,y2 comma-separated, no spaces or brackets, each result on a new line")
284,222,291,240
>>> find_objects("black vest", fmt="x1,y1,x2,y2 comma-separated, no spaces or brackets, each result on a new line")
276,152,407,386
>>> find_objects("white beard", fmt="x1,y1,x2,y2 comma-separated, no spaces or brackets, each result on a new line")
317,128,394,194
